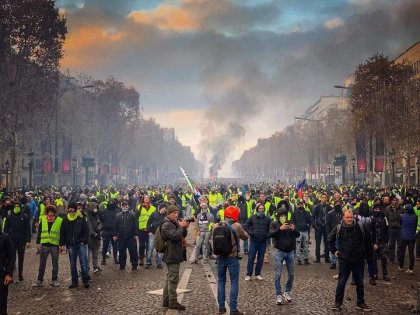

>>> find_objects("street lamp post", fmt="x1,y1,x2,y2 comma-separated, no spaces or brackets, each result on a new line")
72,158,77,188
390,149,396,185
28,151,34,187
351,155,356,185
416,156,420,185
5,160,10,191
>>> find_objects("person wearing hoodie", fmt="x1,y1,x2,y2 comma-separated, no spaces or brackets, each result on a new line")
192,201,214,264
270,207,300,306
215,206,249,315
244,202,271,281
3,202,31,282
398,203,417,274
113,201,138,271
100,198,119,265
60,202,90,289
292,200,312,265
328,209,372,312
371,201,390,281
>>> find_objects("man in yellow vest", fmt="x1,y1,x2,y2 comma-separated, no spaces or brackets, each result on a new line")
137,195,156,266
33,205,62,288
54,192,67,218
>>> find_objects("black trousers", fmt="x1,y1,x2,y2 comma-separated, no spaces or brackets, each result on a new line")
11,238,25,277
0,276,8,315
118,237,138,267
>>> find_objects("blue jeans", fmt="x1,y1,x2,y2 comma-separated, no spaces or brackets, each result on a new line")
68,243,89,284
296,231,309,261
246,240,267,276
243,239,249,253
274,249,295,296
217,257,240,311
336,259,365,305
146,233,163,266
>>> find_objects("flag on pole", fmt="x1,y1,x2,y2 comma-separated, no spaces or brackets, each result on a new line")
179,166,201,199
295,178,306,199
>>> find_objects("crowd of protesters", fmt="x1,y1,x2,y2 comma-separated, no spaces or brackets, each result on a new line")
0,182,419,314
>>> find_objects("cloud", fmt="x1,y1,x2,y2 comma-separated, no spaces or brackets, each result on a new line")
324,17,344,29
57,0,420,176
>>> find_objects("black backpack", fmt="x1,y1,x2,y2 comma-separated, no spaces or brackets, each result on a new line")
212,221,238,257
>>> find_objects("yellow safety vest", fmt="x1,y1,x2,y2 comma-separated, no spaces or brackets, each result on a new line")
40,216,63,246
138,205,156,229
246,200,255,218
217,209,225,221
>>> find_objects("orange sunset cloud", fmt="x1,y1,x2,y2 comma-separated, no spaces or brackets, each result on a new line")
128,4,200,32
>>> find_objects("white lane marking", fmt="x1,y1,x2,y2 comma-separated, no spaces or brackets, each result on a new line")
201,260,230,313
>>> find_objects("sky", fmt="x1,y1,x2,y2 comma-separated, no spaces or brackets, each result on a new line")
57,0,419,177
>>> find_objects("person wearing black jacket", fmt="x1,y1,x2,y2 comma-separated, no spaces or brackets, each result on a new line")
328,209,372,312
326,200,343,269
113,201,138,270
371,202,390,281
146,203,167,269
270,208,300,305
100,199,119,265
291,200,311,265
0,227,15,315
60,202,90,289
87,201,102,274
244,203,271,280
312,193,332,263
3,202,31,282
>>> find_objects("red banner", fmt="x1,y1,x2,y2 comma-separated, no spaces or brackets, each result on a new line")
62,135,72,174
356,135,367,173
375,136,385,172
41,136,53,174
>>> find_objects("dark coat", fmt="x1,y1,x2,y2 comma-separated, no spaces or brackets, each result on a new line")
269,221,300,252
371,211,389,245
4,212,31,242
244,214,271,242
161,217,187,264
146,210,166,234
60,215,89,247
291,208,311,232
312,203,332,229
326,208,342,233
87,211,102,248
99,206,119,231
0,231,15,278
113,211,138,239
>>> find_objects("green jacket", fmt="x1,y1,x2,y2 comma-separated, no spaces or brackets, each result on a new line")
161,217,187,264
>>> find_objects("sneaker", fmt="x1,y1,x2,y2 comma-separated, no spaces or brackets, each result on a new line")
145,264,152,269
244,276,251,281
244,250,248,255
369,278,376,285
256,275,264,281
313,259,321,263
297,260,302,265
276,295,284,305
330,263,336,269
157,265,163,269
119,265,125,270
51,281,60,287
19,275,24,282
132,265,138,271
83,282,90,289
114,258,119,265
332,302,342,311
383,276,391,281
32,280,43,287
356,303,372,312
304,259,310,265
230,310,243,315
405,269,413,274
219,307,226,314
283,292,292,302
398,266,404,271
93,267,101,273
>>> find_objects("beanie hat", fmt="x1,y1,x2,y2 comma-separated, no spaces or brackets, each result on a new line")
224,206,239,222
68,201,77,210
167,205,179,214
158,203,168,211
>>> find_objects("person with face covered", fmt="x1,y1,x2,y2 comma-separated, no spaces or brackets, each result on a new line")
326,200,344,270
192,200,214,264
145,203,167,269
370,200,390,281
291,200,312,265
113,201,138,270
33,205,62,287
100,198,120,265
60,202,90,289
3,202,31,282
270,208,300,305
87,200,102,273
244,202,271,281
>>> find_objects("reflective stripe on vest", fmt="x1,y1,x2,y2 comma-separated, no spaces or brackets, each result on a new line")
138,205,156,229
40,216,63,246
